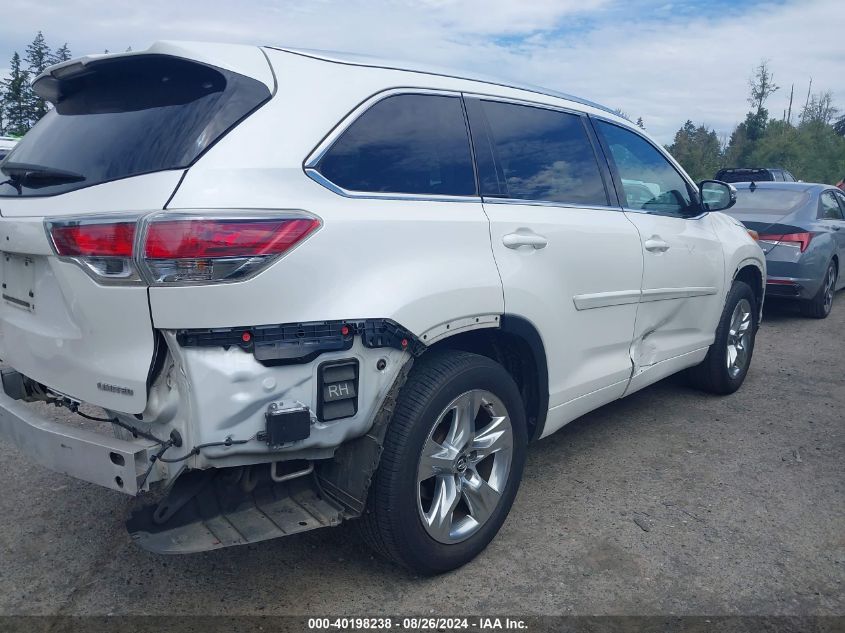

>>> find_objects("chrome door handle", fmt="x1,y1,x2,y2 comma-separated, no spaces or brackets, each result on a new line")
644,237,670,253
503,233,548,249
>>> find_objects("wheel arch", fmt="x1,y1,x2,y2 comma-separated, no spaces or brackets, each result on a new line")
733,260,764,318
425,314,549,442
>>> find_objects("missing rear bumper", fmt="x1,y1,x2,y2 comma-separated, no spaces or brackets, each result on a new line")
126,464,344,554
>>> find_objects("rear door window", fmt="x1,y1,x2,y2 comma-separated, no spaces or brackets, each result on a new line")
0,55,271,197
315,93,475,196
465,99,608,206
594,120,696,217
820,191,844,220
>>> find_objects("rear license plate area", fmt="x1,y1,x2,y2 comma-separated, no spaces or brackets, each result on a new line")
2,253,36,312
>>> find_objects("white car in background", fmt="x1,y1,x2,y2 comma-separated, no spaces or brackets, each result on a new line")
0,42,764,574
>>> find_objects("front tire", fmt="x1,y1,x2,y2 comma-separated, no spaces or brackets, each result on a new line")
800,262,837,319
687,280,758,394
358,350,527,574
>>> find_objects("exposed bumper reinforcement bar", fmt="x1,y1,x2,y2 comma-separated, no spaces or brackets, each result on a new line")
0,389,159,495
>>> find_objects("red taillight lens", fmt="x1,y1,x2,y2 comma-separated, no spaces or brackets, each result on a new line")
50,222,135,257
758,232,813,253
46,213,321,285
144,218,320,259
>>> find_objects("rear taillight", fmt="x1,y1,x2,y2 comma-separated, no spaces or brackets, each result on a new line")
46,212,320,285
758,232,813,253
50,222,135,257
47,217,140,282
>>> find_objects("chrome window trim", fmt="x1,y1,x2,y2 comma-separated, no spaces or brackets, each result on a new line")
303,87,614,205
304,168,482,203
303,87,481,202
481,196,620,213
461,91,587,118
620,205,709,220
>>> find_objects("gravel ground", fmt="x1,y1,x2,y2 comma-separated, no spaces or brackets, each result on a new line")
0,296,843,617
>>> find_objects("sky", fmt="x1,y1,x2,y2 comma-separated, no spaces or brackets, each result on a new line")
1,0,843,143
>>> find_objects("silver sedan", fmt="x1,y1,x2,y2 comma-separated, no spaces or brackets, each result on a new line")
726,181,845,318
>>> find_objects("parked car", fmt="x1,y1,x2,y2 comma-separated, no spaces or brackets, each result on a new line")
0,136,18,162
715,167,796,183
0,42,764,574
725,182,845,318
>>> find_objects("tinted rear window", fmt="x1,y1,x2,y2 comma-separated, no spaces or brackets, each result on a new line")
0,55,270,197
731,188,810,213
316,94,475,196
467,99,608,206
716,170,775,183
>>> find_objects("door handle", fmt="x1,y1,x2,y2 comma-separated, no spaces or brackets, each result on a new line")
503,232,548,249
644,237,670,253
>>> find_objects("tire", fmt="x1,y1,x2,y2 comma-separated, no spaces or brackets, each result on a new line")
687,280,758,395
357,350,527,575
800,262,837,319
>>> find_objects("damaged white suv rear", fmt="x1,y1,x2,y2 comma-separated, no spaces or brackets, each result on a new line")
0,42,765,574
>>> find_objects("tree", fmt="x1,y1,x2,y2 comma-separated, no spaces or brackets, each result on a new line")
1,53,31,136
636,117,645,130
748,60,779,116
667,120,722,181
50,43,72,65
24,31,53,122
800,91,838,127
724,61,782,167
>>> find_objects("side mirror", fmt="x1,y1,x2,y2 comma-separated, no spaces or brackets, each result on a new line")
699,180,737,212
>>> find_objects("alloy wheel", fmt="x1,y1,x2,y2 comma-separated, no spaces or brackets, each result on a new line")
823,265,836,314
416,389,513,544
726,298,753,378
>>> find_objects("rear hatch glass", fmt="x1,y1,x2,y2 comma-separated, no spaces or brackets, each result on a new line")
727,188,810,235
716,170,774,183
0,54,270,198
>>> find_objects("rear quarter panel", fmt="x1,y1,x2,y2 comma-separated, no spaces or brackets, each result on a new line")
154,50,504,334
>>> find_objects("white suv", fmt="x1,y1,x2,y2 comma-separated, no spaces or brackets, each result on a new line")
0,42,764,574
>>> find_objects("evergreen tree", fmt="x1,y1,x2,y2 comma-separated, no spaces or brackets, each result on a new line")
1,53,31,136
24,31,53,122
50,43,72,65
667,120,721,181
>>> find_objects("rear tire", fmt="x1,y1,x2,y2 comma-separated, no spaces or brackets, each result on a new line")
800,262,836,319
687,280,758,395
357,350,527,575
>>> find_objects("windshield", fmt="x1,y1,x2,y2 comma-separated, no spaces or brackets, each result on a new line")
0,55,270,197
731,188,810,214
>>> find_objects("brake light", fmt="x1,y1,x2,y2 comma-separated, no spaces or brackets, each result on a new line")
46,212,321,285
50,222,135,257
144,219,319,259
142,216,320,284
758,232,813,252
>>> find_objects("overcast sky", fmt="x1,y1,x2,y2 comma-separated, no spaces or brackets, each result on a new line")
1,0,842,143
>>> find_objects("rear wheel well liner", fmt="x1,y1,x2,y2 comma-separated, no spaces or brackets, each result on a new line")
733,263,763,318
426,315,548,442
